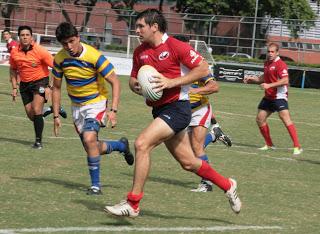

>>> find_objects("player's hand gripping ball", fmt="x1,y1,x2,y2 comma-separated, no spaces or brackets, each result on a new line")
137,65,163,101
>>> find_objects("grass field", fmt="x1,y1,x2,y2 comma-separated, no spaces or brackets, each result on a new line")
0,65,319,234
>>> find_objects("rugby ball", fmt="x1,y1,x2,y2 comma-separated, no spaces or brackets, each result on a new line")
137,65,163,101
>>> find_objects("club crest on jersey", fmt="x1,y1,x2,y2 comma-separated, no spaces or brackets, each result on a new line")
190,50,199,64
158,51,169,60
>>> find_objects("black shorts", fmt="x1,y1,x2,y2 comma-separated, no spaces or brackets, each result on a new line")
19,77,49,105
152,100,191,134
258,98,289,112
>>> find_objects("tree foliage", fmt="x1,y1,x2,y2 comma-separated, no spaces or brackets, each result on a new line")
174,0,318,38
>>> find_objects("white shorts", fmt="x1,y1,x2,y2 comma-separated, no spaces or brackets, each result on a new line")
72,100,107,134
189,104,212,128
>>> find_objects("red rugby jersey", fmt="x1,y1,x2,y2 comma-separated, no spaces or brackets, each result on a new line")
263,57,289,100
131,34,203,107
6,39,18,53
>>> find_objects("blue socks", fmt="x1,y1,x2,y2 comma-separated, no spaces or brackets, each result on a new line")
199,155,209,163
87,155,101,188
105,140,126,154
204,133,216,148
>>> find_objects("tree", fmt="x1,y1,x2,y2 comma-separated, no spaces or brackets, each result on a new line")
174,0,317,38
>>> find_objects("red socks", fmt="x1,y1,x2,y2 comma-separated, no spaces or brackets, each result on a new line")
259,124,273,146
127,192,144,210
196,161,231,191
286,124,300,148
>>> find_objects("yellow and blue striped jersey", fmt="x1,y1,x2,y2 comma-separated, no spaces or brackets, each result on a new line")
52,43,115,106
189,74,214,110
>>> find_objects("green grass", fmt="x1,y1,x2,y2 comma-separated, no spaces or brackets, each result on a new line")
0,66,319,234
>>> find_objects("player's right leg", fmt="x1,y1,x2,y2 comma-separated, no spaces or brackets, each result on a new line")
104,117,175,217
257,99,274,149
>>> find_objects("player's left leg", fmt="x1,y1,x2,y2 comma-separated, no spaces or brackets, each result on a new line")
189,125,213,192
30,93,46,149
278,108,302,155
166,131,241,214
81,118,103,195
98,137,134,165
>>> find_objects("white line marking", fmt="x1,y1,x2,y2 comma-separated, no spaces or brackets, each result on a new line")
217,111,320,127
0,225,283,233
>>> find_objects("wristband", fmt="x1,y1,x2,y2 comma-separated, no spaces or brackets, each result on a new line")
110,108,118,113
13,88,17,90
53,115,59,119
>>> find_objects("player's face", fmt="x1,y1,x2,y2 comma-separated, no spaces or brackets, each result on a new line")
19,29,32,47
267,46,279,61
60,36,82,57
2,32,11,41
135,18,154,44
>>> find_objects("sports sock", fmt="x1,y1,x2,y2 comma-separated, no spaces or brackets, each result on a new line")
127,192,144,210
259,124,273,146
211,117,217,125
204,133,216,148
196,160,231,191
105,140,126,154
87,155,101,188
199,154,209,163
33,114,44,143
286,124,300,148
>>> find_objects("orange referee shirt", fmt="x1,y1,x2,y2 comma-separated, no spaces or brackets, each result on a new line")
10,42,53,83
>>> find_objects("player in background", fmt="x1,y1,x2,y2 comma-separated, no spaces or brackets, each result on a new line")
2,29,19,83
10,26,53,149
172,35,232,148
52,22,134,195
189,73,232,192
104,9,241,217
244,43,302,155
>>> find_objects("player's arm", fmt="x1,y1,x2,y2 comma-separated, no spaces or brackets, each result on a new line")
189,78,219,95
104,71,120,128
243,74,264,84
129,76,142,95
9,67,18,101
260,76,288,90
52,76,62,136
152,60,209,92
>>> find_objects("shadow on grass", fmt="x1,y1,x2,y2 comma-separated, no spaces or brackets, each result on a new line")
0,136,32,146
297,158,320,165
121,172,194,188
11,176,87,192
100,209,234,224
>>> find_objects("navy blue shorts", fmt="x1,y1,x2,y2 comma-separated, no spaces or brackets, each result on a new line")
258,98,289,112
152,100,191,134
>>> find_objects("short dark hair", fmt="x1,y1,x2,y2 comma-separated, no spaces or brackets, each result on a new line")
2,28,11,34
18,26,32,36
55,22,78,42
136,9,167,33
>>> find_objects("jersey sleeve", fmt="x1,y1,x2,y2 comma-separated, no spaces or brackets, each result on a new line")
52,57,64,80
171,39,204,69
130,48,141,79
39,46,54,68
9,51,17,69
96,55,115,79
277,61,289,79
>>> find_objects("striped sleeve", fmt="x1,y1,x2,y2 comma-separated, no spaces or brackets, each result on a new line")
52,59,64,79
96,55,115,79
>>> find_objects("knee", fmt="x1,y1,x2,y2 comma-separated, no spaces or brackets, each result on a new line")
82,134,97,148
256,116,264,126
179,160,196,172
134,136,149,153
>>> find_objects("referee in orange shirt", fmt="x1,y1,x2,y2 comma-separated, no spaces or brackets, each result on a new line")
10,26,53,149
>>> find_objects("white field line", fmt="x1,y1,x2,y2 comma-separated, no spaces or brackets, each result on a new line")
216,111,320,127
0,225,283,233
